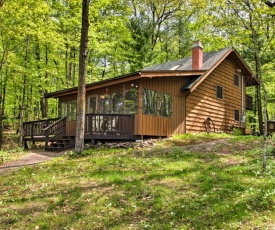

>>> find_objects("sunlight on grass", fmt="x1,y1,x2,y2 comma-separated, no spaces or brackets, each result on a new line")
1,134,275,229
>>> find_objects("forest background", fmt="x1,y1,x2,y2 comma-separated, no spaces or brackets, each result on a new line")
0,0,275,148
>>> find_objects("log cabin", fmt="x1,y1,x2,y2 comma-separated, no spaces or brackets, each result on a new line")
23,41,259,151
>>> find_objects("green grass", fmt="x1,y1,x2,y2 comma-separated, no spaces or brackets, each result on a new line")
1,134,275,229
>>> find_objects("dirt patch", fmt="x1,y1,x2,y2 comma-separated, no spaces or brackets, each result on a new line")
0,149,65,175
184,138,260,154
184,139,229,153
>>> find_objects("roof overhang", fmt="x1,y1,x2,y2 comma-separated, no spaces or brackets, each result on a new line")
45,72,141,98
45,70,206,99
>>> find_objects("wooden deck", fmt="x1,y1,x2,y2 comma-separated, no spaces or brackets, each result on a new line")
23,114,135,150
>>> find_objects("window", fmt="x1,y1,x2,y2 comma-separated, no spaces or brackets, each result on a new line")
143,89,157,115
99,95,110,113
59,102,67,118
143,89,172,117
217,86,223,99
234,74,239,86
112,92,123,113
86,95,97,113
67,100,76,120
59,100,76,120
158,93,172,117
234,109,240,121
125,89,138,114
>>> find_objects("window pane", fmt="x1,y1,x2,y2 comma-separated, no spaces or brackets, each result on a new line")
68,100,76,120
59,102,67,117
59,100,76,120
234,74,239,86
159,93,172,117
125,89,137,114
217,86,223,99
143,89,157,115
99,95,110,113
234,109,240,121
88,96,97,113
112,92,123,113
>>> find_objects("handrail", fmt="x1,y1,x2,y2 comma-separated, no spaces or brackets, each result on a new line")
44,117,67,148
23,117,61,139
43,117,66,132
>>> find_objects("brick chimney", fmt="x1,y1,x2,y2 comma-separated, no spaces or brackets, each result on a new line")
192,40,203,70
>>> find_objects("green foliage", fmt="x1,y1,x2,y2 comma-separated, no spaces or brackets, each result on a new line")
1,0,275,138
232,128,243,136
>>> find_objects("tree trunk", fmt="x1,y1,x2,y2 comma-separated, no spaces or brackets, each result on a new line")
40,45,49,118
75,0,90,154
263,86,268,171
19,36,30,144
247,3,267,169
0,66,7,149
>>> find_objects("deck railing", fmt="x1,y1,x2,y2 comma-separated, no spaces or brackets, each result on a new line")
23,114,135,144
85,114,134,139
23,118,61,139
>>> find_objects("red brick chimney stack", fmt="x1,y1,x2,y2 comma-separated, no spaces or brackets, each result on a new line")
192,40,203,70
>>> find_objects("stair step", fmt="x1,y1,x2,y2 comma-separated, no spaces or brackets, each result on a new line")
45,135,75,152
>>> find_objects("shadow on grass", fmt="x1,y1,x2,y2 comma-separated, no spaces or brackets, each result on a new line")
0,141,274,229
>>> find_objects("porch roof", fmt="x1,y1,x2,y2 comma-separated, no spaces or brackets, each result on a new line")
44,70,204,99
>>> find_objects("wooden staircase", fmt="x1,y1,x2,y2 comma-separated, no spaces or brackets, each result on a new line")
45,136,75,151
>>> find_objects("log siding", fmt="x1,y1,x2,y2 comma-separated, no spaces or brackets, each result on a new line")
186,57,245,133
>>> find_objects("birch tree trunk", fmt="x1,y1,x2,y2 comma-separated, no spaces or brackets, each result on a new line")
75,0,90,154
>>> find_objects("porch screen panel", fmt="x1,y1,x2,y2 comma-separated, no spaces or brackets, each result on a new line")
112,92,123,113
99,95,110,113
143,89,157,115
68,100,76,120
58,100,76,120
125,89,137,114
59,102,67,117
88,96,97,113
158,93,172,117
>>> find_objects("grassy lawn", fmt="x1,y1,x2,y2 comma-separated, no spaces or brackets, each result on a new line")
1,134,275,229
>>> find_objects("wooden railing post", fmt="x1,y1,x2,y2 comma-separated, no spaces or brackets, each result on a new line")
63,118,66,135
31,122,34,141
131,115,134,139
44,128,49,148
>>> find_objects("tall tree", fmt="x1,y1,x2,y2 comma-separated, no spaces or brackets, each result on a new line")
75,0,89,154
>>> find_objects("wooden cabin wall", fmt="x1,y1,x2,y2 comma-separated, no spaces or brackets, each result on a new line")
56,77,188,138
59,94,77,103
186,57,246,133
138,76,188,137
